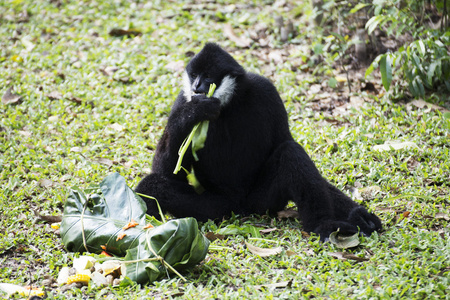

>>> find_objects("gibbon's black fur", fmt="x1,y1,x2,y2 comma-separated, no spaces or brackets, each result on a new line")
136,43,381,240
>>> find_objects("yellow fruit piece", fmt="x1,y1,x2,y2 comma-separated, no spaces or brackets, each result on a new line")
100,260,122,275
11,55,23,63
51,222,61,230
336,76,347,82
20,286,45,297
0,283,44,297
67,274,91,285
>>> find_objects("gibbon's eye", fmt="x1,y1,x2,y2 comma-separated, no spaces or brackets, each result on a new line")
190,72,198,79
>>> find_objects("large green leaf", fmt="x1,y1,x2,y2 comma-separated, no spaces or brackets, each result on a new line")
61,173,210,284
123,218,210,284
61,173,148,255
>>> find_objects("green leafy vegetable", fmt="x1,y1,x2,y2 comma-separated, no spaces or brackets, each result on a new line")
173,83,217,193
61,173,210,284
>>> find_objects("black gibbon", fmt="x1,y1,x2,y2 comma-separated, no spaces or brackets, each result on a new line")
136,43,381,240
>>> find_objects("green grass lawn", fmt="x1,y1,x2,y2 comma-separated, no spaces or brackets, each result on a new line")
1,0,449,299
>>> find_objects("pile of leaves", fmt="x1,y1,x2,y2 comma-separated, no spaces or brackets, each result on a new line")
60,173,210,284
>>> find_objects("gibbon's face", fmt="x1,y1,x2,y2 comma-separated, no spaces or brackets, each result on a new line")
182,44,244,106
183,70,236,106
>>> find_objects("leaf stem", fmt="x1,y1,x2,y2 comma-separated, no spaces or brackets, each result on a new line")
136,193,166,223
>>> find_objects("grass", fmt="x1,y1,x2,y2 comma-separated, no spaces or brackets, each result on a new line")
0,0,449,299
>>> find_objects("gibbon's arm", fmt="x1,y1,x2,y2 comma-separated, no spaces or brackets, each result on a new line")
151,93,221,176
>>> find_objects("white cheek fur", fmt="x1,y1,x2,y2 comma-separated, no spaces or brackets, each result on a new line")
183,72,236,106
183,71,192,102
214,75,236,106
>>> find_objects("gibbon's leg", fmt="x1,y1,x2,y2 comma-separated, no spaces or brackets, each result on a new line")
246,141,380,239
135,173,241,222
327,184,382,235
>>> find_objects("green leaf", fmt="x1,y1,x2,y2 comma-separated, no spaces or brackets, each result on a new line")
365,62,376,78
328,77,338,88
216,224,261,238
123,218,210,284
191,121,209,161
417,78,425,96
186,167,205,194
427,61,439,86
191,83,216,161
416,40,426,56
411,53,422,72
410,77,425,97
174,83,216,173
350,3,370,14
61,173,149,254
366,15,383,35
379,54,392,91
435,40,444,47
313,43,324,55
173,123,200,175
61,173,210,284
366,54,382,78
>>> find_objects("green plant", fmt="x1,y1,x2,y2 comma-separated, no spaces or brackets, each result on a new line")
356,0,450,98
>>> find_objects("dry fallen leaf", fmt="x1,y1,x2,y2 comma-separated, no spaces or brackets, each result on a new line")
245,241,282,257
435,213,450,221
100,66,119,76
70,146,82,152
285,250,297,257
204,232,225,241
46,91,63,100
110,123,124,132
373,141,419,151
268,51,283,64
224,23,252,48
255,280,292,290
109,28,142,37
259,228,278,234
301,231,311,238
97,158,114,167
329,252,369,262
359,185,381,200
329,231,360,249
39,178,54,188
166,60,185,72
33,209,62,223
409,99,450,113
18,130,31,137
68,96,83,105
277,209,299,219
2,87,22,105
